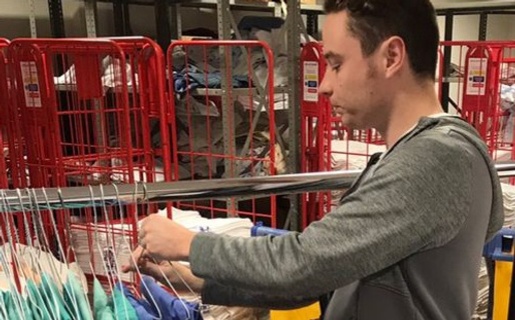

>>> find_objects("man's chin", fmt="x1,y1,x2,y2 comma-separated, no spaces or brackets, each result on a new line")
339,116,369,131
338,115,355,128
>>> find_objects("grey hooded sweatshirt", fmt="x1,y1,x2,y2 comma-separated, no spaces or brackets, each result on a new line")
189,116,504,319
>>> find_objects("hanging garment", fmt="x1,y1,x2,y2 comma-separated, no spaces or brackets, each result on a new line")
173,67,250,95
116,282,158,320
4,290,33,320
26,278,53,320
93,277,114,319
21,294,34,320
41,272,72,320
111,284,138,320
140,276,201,320
0,291,8,320
25,281,41,320
4,291,21,319
63,269,92,320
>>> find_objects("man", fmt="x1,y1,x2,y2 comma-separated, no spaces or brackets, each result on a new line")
124,0,504,318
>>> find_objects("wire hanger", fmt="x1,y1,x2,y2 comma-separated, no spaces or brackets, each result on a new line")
55,187,88,320
136,182,200,320
39,187,80,320
0,189,26,319
26,188,63,320
87,184,117,317
112,182,163,320
17,188,53,318
96,183,128,317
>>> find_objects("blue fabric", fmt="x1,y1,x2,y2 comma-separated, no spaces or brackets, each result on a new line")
140,276,201,320
173,65,250,94
116,282,157,320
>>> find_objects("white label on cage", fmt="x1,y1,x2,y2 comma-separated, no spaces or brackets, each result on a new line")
304,61,319,102
20,61,42,108
466,58,487,96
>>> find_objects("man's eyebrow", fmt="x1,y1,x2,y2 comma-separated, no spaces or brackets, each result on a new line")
324,51,342,61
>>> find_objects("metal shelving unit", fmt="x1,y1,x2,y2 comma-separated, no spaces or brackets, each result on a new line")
191,86,289,96
84,0,98,37
28,0,37,37
48,0,66,38
92,0,323,12
84,0,322,48
285,0,302,230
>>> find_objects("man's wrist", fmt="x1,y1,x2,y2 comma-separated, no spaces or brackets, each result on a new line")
181,231,195,261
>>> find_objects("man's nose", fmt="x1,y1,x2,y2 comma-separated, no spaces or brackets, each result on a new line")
319,75,332,98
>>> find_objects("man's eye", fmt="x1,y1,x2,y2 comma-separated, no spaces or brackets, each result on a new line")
331,64,341,72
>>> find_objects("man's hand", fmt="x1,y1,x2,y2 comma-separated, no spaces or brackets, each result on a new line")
137,214,195,262
122,256,205,293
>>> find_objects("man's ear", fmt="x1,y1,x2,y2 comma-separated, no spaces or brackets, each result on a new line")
379,36,406,79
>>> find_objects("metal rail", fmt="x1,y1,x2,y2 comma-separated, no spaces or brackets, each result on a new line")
1,162,515,212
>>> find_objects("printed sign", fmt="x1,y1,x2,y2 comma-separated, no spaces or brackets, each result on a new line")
20,61,42,108
466,58,488,96
304,61,319,102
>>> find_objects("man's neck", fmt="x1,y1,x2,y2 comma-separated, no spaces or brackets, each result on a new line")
379,83,443,148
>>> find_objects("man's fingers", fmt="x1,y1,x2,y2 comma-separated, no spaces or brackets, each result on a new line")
122,245,147,273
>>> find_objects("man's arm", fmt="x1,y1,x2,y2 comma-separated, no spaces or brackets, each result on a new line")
128,259,319,309
201,280,319,309
189,132,474,298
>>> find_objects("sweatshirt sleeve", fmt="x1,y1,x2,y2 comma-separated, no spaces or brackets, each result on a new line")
201,279,318,309
190,131,475,300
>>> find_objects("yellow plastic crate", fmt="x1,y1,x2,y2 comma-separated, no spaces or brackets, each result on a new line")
270,302,321,320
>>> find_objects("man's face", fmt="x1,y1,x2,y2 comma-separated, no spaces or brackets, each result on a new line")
319,11,386,130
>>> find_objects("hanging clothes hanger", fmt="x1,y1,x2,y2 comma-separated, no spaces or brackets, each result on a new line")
94,184,128,318
40,187,80,320
0,253,25,319
133,182,231,320
14,188,53,320
13,189,37,285
51,188,92,320
134,182,202,320
0,190,24,319
112,182,163,320
55,187,91,320
98,184,137,320
27,188,66,320
87,185,115,320
0,189,23,290
1,188,38,320
32,188,79,320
